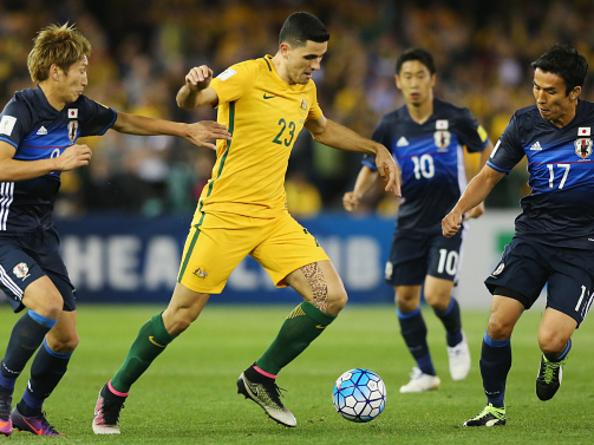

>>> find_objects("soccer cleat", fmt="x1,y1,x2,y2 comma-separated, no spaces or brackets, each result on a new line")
399,367,440,393
536,355,565,401
10,407,59,436
92,384,126,435
0,388,12,436
447,333,471,381
237,372,297,427
463,403,506,427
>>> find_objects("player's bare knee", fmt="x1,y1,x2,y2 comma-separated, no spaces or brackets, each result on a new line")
165,309,197,335
27,293,63,320
324,288,348,316
395,291,418,312
487,314,514,339
538,329,568,355
424,292,449,312
47,334,79,353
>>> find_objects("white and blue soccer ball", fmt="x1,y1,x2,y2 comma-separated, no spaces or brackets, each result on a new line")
332,368,387,422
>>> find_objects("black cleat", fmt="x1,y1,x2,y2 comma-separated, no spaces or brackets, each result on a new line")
463,403,506,427
237,372,296,427
536,355,565,401
92,383,126,435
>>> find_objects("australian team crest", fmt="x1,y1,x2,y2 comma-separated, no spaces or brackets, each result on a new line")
574,137,593,159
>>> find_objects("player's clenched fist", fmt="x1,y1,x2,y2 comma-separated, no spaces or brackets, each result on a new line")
56,144,92,171
442,209,463,238
342,191,361,212
185,65,214,91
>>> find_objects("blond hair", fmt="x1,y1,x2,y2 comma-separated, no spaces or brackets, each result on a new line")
27,23,91,83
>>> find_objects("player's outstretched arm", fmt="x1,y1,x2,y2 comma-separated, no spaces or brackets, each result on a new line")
112,112,230,150
343,166,378,212
442,164,504,238
176,65,219,109
0,141,91,181
306,117,400,196
464,140,495,220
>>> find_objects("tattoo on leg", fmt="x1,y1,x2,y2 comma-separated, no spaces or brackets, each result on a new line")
301,263,328,312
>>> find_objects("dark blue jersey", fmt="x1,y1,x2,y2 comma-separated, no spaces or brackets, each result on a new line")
488,100,594,250
364,98,489,232
0,87,116,234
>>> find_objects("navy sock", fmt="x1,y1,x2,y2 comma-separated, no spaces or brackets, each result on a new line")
434,297,463,347
398,308,435,375
0,311,56,393
480,333,511,408
545,338,572,362
17,338,72,416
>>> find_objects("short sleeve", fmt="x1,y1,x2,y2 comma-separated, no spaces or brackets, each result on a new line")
78,96,117,137
456,107,490,153
487,112,524,173
307,83,323,121
0,97,32,149
210,61,255,104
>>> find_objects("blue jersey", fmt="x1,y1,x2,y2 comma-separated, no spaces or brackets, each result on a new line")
0,87,116,234
364,98,489,232
488,100,594,250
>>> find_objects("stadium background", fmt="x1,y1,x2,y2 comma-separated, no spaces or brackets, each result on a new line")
1,0,593,306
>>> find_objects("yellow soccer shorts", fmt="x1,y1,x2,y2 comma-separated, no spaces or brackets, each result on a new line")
177,210,329,294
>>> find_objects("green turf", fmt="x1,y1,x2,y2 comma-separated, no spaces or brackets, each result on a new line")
1,304,593,444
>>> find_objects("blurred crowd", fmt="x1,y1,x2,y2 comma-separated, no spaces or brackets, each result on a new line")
1,0,594,217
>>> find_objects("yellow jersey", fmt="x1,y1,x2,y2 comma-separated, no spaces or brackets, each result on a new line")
195,55,323,220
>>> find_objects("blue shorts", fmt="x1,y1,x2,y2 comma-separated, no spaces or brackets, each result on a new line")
485,237,594,326
384,229,463,286
0,227,76,313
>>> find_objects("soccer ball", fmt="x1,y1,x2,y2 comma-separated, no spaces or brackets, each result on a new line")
332,368,387,422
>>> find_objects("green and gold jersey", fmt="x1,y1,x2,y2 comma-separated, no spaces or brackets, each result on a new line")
195,55,323,220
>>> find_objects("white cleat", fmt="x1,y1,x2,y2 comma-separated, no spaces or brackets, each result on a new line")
399,367,441,393
447,333,471,381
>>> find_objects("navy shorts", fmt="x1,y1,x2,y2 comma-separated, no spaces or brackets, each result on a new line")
485,237,594,326
0,227,76,313
385,229,463,286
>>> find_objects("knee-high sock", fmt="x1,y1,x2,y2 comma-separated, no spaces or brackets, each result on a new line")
0,311,56,393
17,338,72,416
110,313,176,393
398,308,435,375
433,297,463,347
480,333,511,408
255,302,335,375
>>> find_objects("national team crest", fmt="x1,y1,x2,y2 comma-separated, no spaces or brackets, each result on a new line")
434,130,451,151
300,99,308,110
193,268,208,279
67,120,79,143
574,137,593,159
13,262,30,280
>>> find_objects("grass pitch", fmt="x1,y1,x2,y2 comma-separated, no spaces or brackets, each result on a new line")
1,304,593,444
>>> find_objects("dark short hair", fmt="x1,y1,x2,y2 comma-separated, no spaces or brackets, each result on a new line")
531,44,588,94
396,48,436,75
279,12,329,47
